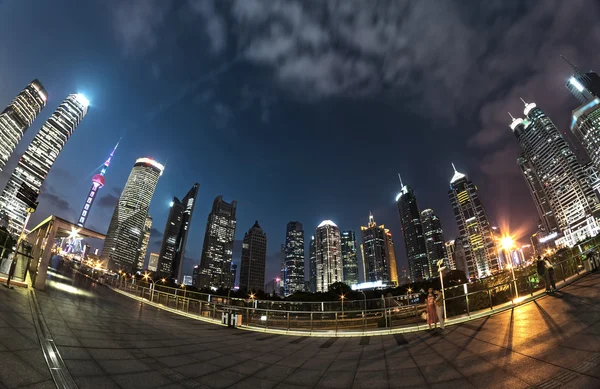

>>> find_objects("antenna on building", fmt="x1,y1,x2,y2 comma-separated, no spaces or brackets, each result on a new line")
520,97,528,106
452,162,458,172
508,112,515,121
560,55,580,73
398,173,403,188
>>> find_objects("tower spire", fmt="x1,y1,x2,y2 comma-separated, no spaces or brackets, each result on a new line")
105,139,120,166
452,162,457,172
398,173,404,188
508,112,515,121
520,97,528,106
560,55,580,74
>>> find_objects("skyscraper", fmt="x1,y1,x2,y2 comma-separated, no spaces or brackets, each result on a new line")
0,80,47,172
148,252,159,272
396,177,429,282
137,215,152,271
309,236,317,293
239,221,267,292
448,164,498,278
0,94,89,234
103,158,164,273
421,209,447,275
360,213,397,284
562,56,600,104
511,100,600,247
157,183,199,283
282,221,305,296
197,196,237,289
315,220,342,292
340,230,359,286
77,142,119,227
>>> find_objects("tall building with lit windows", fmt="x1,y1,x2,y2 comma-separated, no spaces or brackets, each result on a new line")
511,100,600,247
157,183,199,283
448,164,498,278
0,94,89,234
421,209,447,275
315,220,342,292
360,213,397,284
137,215,152,271
282,221,305,296
197,196,237,289
340,230,359,286
309,236,317,292
103,158,164,273
396,178,429,282
0,80,47,172
239,221,267,292
562,56,600,104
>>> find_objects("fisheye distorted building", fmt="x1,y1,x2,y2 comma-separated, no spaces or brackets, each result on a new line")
0,93,89,234
421,208,447,275
448,164,498,278
103,158,164,273
360,213,397,285
157,183,199,283
315,220,342,292
309,236,317,293
197,196,237,289
137,215,152,271
239,221,267,292
0,80,47,172
281,221,305,296
340,230,359,286
511,101,600,247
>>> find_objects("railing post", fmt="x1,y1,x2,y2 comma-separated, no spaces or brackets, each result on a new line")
560,263,566,283
488,289,493,310
310,312,313,333
199,301,203,315
287,312,290,331
335,312,338,333
465,294,470,316
212,304,216,319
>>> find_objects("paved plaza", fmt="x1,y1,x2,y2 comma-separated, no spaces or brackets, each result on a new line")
0,270,599,389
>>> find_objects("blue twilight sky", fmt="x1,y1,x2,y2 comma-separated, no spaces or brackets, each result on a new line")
1,0,599,282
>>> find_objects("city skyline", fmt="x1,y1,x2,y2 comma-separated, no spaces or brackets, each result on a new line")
3,1,600,285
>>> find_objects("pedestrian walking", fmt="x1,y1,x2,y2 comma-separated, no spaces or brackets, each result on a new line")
544,258,557,292
434,289,444,330
537,256,550,292
426,288,438,330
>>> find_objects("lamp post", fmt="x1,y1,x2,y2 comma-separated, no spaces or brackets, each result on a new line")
340,294,345,317
360,291,366,329
437,259,448,321
143,272,155,301
500,235,519,299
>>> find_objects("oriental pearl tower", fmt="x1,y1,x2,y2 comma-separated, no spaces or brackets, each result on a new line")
77,142,119,227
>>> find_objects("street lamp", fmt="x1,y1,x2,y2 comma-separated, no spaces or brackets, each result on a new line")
143,272,155,301
500,235,519,299
437,259,448,321
340,294,345,316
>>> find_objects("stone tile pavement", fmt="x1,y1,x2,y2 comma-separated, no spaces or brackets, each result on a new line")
0,269,599,388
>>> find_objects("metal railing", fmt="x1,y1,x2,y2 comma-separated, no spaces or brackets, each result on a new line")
105,245,595,334
0,229,33,284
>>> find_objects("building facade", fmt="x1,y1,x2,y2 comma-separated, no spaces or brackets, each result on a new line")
448,165,498,278
511,101,600,247
0,80,47,172
360,213,397,284
340,230,359,286
148,252,159,272
315,220,342,292
0,94,89,234
197,196,237,289
137,215,152,271
239,221,267,292
157,183,199,283
309,235,317,293
281,221,305,296
396,183,429,282
103,158,164,273
563,58,600,104
421,209,447,275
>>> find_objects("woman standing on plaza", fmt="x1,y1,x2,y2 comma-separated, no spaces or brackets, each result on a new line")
426,288,438,330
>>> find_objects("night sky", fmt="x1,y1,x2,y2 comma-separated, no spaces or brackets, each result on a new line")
1,0,599,283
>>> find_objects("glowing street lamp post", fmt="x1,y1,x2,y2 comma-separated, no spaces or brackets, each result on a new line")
437,259,447,321
500,236,519,299
143,273,155,302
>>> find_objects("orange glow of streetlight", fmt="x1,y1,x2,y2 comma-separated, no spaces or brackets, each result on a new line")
500,235,515,251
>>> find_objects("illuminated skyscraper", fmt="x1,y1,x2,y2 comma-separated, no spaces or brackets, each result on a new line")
157,183,199,283
360,213,397,284
340,230,359,286
511,100,600,247
148,252,159,272
103,158,164,273
137,215,152,271
239,221,267,292
282,221,305,296
562,56,600,104
315,220,342,292
421,209,447,274
0,80,47,172
448,164,498,278
396,176,429,282
77,142,119,227
197,196,237,289
309,236,317,293
0,94,89,234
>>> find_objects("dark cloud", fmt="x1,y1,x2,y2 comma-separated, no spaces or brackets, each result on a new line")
150,227,163,238
39,192,73,213
96,193,119,209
